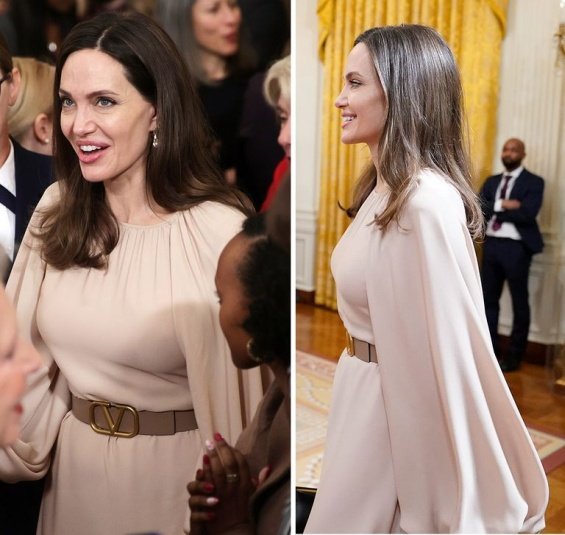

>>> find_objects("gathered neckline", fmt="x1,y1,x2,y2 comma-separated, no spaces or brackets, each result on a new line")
118,212,178,229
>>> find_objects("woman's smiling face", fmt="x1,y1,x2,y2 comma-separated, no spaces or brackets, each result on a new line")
334,43,387,154
191,0,242,59
59,49,156,185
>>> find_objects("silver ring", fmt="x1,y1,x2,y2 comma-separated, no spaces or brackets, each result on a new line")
225,472,239,483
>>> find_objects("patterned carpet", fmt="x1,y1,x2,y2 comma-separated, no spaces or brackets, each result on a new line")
297,350,565,488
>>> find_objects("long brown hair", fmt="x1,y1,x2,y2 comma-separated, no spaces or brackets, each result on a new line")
37,11,252,269
346,25,483,239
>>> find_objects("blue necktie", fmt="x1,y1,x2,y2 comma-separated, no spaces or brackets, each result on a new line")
0,183,15,213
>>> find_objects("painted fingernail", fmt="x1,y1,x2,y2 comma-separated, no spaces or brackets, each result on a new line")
205,439,215,451
196,469,203,478
203,454,210,465
203,482,214,492
213,432,223,442
206,497,219,505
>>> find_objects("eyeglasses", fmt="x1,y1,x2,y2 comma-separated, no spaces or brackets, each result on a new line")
0,73,12,91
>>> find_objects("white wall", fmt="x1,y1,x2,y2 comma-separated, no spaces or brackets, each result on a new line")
295,0,322,292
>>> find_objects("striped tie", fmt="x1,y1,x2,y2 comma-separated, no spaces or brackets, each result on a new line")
492,174,512,231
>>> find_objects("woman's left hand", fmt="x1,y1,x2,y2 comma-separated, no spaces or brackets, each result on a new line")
188,468,218,533
203,433,253,531
188,433,259,533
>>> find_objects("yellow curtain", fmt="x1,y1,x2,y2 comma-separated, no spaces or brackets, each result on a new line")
315,0,508,309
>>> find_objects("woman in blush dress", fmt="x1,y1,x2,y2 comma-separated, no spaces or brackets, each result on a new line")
0,11,263,535
304,24,548,534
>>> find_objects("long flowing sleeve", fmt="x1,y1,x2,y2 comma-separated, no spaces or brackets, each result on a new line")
0,183,70,482
171,202,264,445
367,173,548,533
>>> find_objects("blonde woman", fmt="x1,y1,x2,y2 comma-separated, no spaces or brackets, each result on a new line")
8,57,55,156
260,54,290,212
305,25,548,534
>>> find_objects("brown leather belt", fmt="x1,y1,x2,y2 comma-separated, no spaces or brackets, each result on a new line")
346,332,378,363
71,395,198,438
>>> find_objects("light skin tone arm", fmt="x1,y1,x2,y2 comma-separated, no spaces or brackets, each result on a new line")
0,286,41,445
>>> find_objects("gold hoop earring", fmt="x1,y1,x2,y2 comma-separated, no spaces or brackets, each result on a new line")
246,339,263,363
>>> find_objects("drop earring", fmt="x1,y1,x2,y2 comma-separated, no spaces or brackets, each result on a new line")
152,131,158,148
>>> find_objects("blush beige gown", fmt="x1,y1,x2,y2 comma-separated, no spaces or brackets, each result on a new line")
305,170,548,533
0,184,264,535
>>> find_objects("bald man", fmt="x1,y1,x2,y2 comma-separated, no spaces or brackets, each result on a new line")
479,138,544,372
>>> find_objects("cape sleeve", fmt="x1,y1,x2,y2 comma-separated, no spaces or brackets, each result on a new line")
0,183,71,482
367,178,548,533
170,202,264,445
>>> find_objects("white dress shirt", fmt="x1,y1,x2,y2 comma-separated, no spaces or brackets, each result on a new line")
0,141,16,261
485,165,522,240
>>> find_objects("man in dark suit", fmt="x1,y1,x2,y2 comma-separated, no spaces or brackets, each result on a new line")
0,35,52,282
0,32,51,535
1,141,53,276
479,138,544,372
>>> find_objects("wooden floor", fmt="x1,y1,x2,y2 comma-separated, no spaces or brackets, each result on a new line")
296,303,565,533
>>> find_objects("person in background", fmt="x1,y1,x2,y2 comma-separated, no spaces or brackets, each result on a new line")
188,212,290,534
0,0,17,54
260,54,289,212
5,0,79,61
0,33,52,535
304,25,548,533
0,38,52,275
0,12,262,535
235,67,284,211
236,54,290,211
8,57,55,156
479,138,544,372
81,0,156,17
155,0,256,184
238,0,289,71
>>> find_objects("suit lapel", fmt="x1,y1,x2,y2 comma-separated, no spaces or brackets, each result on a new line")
509,169,529,199
13,142,30,246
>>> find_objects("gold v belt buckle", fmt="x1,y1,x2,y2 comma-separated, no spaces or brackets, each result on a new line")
89,400,140,438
